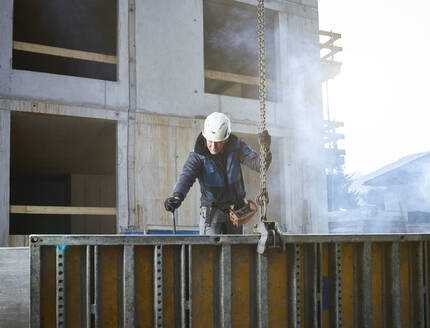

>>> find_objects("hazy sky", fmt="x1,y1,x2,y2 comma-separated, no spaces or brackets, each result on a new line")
318,0,430,175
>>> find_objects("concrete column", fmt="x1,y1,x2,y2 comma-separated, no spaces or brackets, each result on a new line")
0,0,12,70
0,1,12,95
117,120,129,232
127,0,137,229
0,110,10,246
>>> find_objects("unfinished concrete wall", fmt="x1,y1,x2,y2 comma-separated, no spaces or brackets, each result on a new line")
0,0,328,237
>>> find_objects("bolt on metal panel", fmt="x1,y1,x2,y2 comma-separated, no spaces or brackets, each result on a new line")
56,246,65,327
287,243,302,328
154,245,163,327
328,243,342,328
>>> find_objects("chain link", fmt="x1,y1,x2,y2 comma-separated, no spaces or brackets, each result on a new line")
257,0,269,220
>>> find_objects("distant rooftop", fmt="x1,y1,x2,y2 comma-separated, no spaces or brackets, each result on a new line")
357,151,430,187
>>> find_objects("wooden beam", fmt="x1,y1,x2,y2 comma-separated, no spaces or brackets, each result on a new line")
13,41,117,64
319,30,341,40
10,205,117,216
320,43,343,52
205,69,275,87
322,49,342,60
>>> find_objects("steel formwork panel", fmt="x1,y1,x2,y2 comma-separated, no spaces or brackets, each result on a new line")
30,234,430,327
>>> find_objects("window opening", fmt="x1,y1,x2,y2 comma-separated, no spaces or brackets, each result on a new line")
12,0,118,81
203,0,277,101
10,112,117,235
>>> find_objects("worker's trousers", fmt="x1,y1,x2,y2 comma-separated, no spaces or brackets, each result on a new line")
199,217,242,235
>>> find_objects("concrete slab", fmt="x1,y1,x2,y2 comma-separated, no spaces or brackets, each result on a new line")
9,70,106,107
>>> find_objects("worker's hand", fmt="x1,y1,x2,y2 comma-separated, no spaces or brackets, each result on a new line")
164,193,184,212
258,130,271,149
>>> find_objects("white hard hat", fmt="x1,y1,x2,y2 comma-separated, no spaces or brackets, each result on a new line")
202,112,231,142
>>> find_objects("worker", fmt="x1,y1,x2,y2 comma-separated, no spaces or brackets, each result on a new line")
164,112,271,235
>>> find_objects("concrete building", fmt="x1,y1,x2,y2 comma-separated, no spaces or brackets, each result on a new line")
0,0,329,247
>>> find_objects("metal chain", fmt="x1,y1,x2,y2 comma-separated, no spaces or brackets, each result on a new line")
257,0,269,220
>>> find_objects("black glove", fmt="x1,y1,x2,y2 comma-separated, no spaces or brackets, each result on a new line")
258,130,271,149
164,192,184,212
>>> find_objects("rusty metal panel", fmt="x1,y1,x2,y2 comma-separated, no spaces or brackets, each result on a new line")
65,246,85,327
162,245,181,327
341,243,354,327
400,242,410,328
99,245,122,327
29,234,430,328
372,243,383,327
303,244,318,328
40,246,56,328
231,245,252,327
192,245,215,327
267,250,287,327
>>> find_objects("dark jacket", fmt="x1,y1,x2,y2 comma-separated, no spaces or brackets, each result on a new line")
173,133,261,209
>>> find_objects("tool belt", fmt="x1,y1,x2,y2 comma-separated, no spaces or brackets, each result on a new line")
201,200,258,227
200,206,229,225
